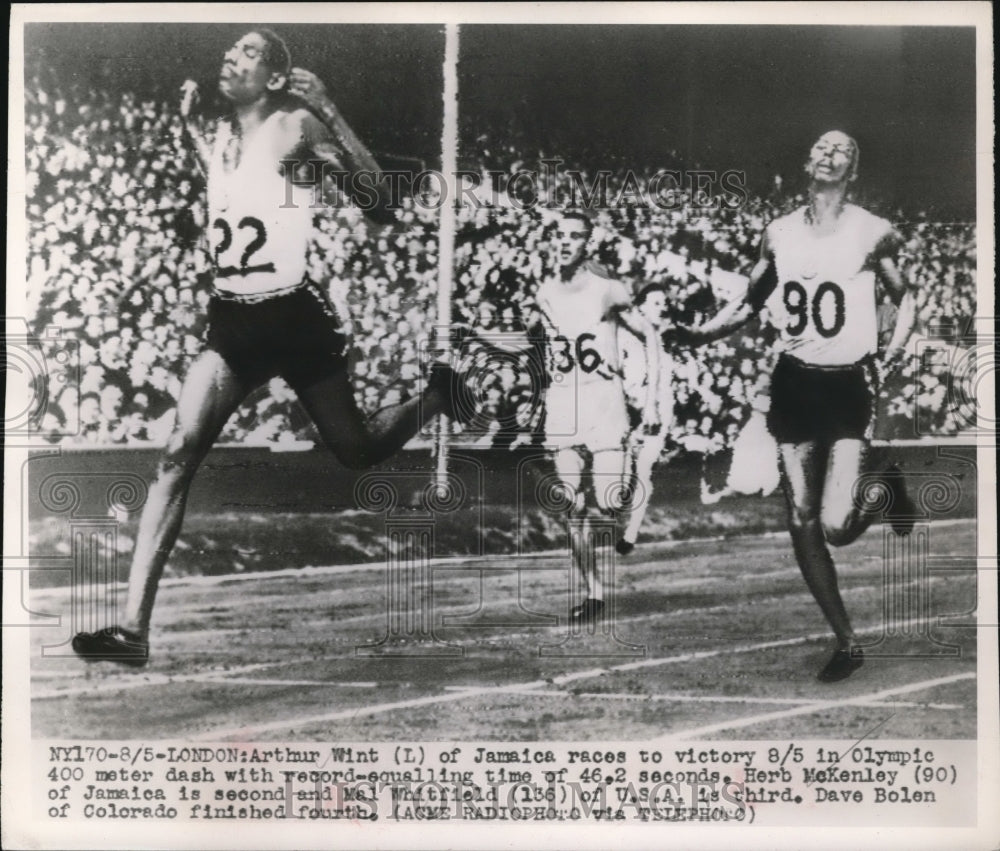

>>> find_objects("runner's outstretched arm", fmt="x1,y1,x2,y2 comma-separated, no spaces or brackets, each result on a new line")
614,306,661,433
288,68,397,224
678,229,777,345
179,80,211,175
875,247,917,375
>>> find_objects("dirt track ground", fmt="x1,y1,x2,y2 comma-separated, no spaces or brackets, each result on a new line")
30,519,977,741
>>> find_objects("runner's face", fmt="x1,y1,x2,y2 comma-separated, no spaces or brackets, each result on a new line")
553,220,589,269
640,290,666,322
219,33,278,104
806,132,857,184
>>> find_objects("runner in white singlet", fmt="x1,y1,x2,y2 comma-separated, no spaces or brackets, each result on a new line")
680,131,918,683
73,30,471,665
618,283,677,554
532,212,661,625
206,114,315,299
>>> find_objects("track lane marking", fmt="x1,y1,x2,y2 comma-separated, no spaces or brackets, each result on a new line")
656,672,976,741
31,521,978,742
191,685,540,741
197,677,378,688
30,663,377,701
33,587,972,704
29,568,964,663
26,518,975,601
440,570,972,646
450,687,963,711
189,616,973,741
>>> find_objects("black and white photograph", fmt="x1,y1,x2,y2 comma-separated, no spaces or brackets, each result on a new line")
4,3,996,849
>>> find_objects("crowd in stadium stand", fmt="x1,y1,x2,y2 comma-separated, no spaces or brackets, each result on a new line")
24,66,978,450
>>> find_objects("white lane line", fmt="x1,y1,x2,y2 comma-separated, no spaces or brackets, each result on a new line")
33,597,968,704
198,678,377,689
33,662,285,701
556,633,823,681
470,689,963,711
604,607,966,675
656,672,977,741
190,615,972,741
191,685,530,741
26,517,975,602
33,671,378,700
433,569,968,648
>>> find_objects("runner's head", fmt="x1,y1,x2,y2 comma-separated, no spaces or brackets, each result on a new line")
635,283,668,323
219,30,291,104
553,211,593,271
805,130,859,185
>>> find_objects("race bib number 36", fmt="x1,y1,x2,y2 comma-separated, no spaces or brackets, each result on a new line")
549,332,614,379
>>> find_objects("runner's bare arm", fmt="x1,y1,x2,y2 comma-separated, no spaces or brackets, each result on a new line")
615,306,661,431
179,80,210,174
875,247,917,373
289,68,396,224
677,229,777,345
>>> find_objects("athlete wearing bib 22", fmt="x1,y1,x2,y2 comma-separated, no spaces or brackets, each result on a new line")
207,114,315,298
203,106,348,392
71,30,474,667
679,131,917,684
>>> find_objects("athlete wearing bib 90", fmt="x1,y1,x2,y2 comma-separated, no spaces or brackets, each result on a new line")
680,131,917,684
769,204,892,365
760,203,897,444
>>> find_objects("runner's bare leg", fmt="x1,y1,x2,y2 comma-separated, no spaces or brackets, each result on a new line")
553,448,598,600
590,447,629,592
820,438,878,547
123,350,251,637
778,440,857,649
295,370,449,469
622,431,665,544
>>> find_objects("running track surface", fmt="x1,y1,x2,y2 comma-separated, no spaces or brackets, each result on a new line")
29,520,977,741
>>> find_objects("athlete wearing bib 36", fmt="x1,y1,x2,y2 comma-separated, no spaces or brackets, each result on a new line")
531,212,660,624
72,30,470,666
536,262,633,453
681,131,917,682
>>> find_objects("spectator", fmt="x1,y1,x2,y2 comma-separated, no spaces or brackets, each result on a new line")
24,69,976,449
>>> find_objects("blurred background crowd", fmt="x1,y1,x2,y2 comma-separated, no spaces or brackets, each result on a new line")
24,58,977,452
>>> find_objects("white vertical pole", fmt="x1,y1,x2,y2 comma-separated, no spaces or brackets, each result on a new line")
434,23,459,492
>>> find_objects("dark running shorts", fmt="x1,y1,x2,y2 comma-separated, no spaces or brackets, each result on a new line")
767,353,878,444
205,282,348,392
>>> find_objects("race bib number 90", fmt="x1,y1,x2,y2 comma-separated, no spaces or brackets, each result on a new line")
782,280,846,339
